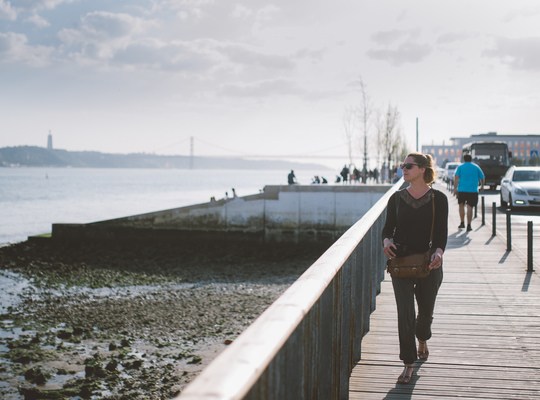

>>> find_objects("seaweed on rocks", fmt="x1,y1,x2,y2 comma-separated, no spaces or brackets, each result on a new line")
0,238,326,398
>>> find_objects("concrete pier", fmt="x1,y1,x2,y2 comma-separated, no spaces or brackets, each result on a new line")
51,184,391,244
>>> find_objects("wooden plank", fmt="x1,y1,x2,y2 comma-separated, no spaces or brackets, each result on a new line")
349,184,540,399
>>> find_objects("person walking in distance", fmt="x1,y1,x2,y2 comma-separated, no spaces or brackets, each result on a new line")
453,154,485,232
287,170,297,185
340,164,350,184
382,153,448,384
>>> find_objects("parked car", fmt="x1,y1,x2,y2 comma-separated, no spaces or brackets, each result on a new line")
443,162,461,183
436,167,445,183
500,166,540,209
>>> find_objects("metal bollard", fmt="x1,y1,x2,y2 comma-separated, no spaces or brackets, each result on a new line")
492,202,496,237
481,196,485,226
506,208,512,251
528,221,534,272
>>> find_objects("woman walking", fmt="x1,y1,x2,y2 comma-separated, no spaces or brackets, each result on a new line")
382,153,448,384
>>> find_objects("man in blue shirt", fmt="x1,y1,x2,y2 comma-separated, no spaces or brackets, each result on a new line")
454,154,485,231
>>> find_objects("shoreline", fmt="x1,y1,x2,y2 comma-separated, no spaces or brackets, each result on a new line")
0,239,326,399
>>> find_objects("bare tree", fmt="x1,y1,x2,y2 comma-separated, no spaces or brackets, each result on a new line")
389,128,408,166
381,103,401,182
357,78,372,183
342,106,358,167
396,133,409,165
374,109,384,171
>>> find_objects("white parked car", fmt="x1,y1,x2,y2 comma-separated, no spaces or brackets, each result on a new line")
443,162,461,183
500,166,540,209
436,166,446,181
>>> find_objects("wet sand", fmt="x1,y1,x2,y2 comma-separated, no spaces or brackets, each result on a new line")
0,239,327,399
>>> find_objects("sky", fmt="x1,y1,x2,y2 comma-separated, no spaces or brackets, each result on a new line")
1,0,540,168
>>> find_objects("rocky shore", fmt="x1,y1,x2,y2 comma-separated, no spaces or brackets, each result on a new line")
0,238,327,399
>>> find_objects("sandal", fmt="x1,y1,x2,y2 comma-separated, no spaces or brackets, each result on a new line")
397,364,414,384
418,340,429,360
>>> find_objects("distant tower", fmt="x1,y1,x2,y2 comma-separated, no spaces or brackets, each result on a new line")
47,130,53,150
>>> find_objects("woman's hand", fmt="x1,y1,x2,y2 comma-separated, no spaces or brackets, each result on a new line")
428,249,444,270
383,238,397,259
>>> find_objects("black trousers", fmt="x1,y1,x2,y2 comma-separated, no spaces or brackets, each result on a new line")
391,266,443,364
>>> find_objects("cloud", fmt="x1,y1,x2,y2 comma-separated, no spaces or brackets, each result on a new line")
3,2,299,77
217,77,341,101
55,10,298,75
250,4,280,32
367,28,432,66
61,11,153,42
231,4,252,19
219,43,294,70
436,32,476,45
108,36,300,75
367,41,432,66
0,0,17,20
219,78,305,98
112,39,218,72
371,29,416,46
17,0,67,11
294,47,325,62
57,11,156,63
1,0,71,28
502,6,540,22
484,36,540,70
150,0,215,21
43,5,296,79
3,0,70,20
25,12,50,27
0,31,53,66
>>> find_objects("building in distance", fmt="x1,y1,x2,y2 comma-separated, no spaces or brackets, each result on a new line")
423,132,540,167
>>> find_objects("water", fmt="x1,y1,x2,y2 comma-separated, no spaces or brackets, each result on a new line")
0,270,33,314
0,166,330,345
0,167,329,245
0,166,333,398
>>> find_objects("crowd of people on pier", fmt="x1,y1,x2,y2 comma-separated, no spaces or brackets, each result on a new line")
288,163,411,186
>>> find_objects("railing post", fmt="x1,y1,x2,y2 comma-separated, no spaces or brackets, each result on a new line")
492,202,496,237
481,196,485,226
528,221,534,272
506,208,512,252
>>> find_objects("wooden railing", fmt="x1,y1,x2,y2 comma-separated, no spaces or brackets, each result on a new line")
175,181,401,400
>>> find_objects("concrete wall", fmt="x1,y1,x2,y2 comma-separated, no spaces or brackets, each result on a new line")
52,184,391,243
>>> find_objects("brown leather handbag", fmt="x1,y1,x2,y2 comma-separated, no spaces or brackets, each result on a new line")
387,192,435,279
386,249,433,278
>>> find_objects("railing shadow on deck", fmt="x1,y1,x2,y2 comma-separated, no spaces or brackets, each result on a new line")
175,181,403,400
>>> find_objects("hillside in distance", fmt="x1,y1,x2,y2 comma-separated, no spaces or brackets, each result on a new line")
0,146,329,170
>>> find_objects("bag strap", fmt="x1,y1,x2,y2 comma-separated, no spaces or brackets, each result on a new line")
428,191,435,249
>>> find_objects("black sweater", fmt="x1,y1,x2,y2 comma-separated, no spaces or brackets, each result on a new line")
382,188,448,254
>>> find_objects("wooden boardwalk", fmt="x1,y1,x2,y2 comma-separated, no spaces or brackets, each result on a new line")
350,185,540,399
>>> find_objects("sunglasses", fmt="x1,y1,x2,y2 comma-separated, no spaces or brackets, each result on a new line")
400,163,419,170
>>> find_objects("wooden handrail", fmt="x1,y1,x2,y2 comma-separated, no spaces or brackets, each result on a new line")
175,181,402,400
